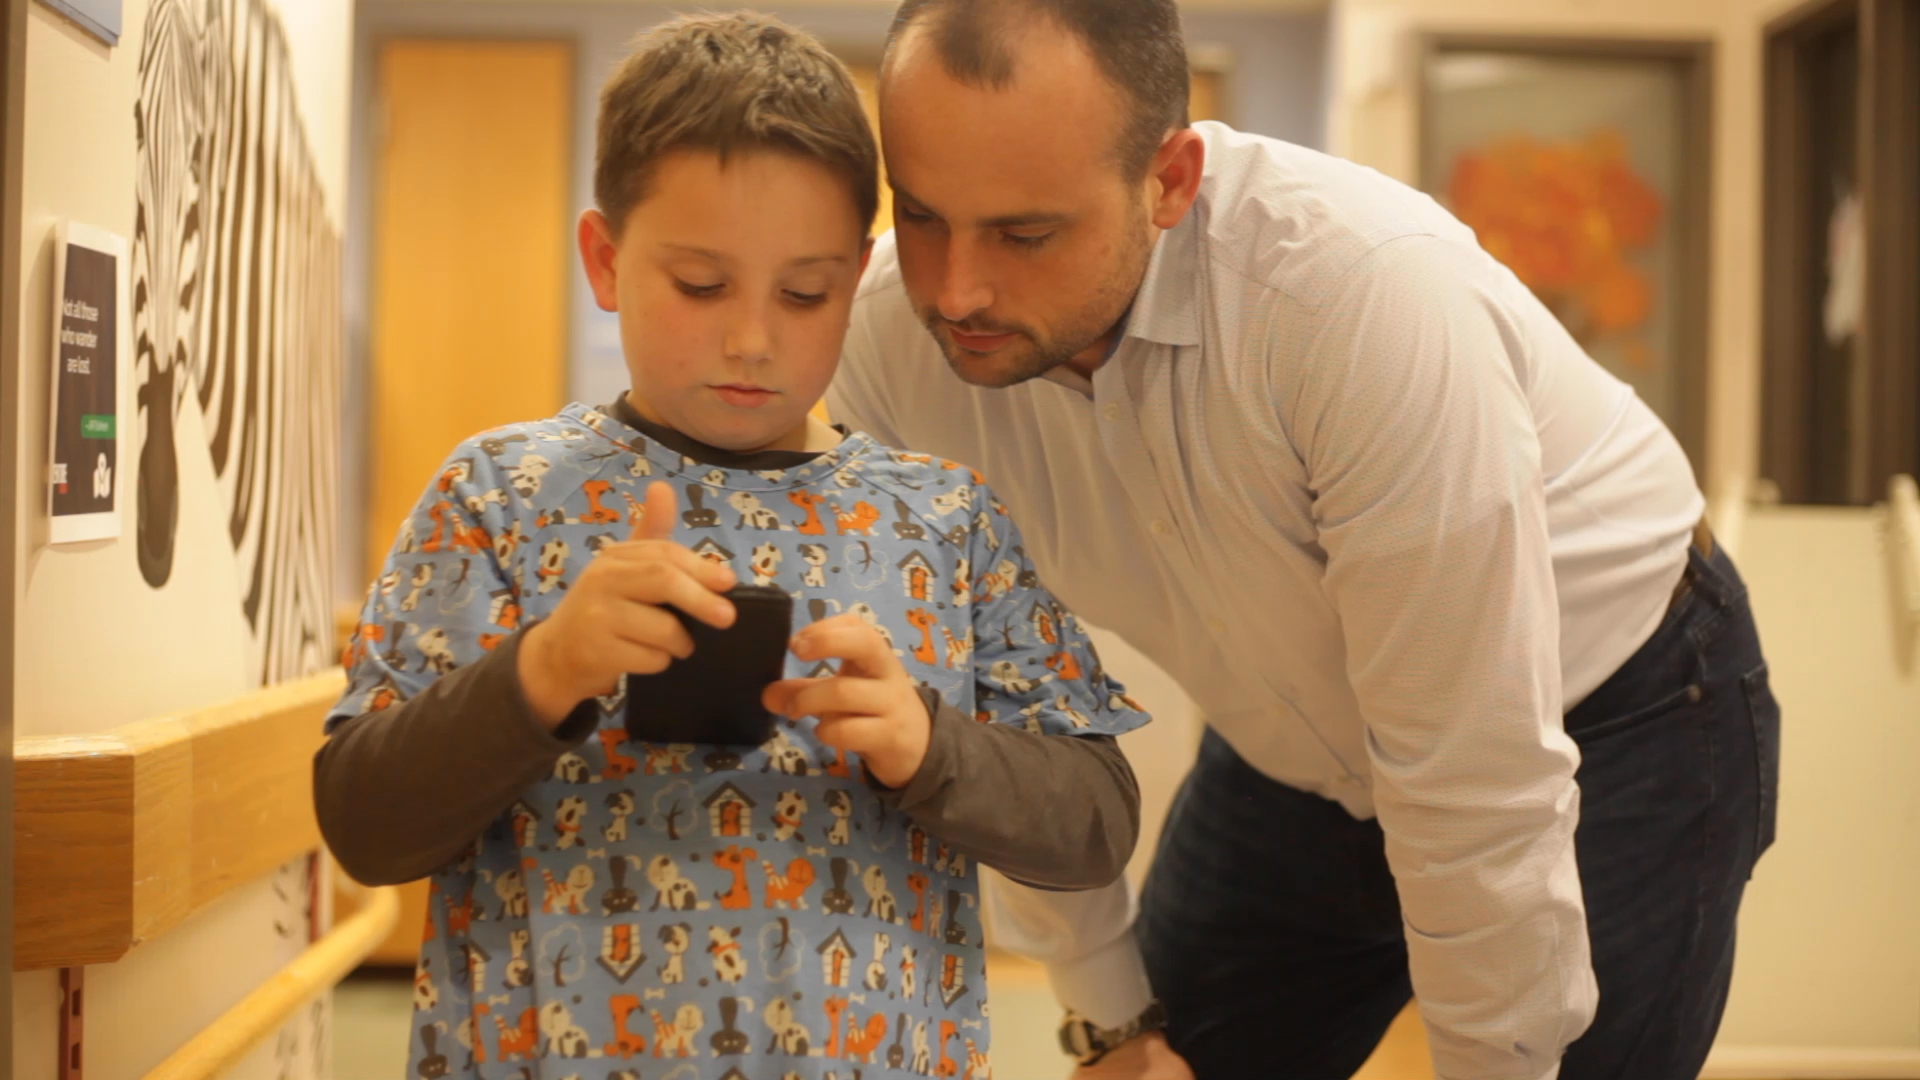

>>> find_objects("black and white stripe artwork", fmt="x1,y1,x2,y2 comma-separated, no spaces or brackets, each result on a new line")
133,0,341,687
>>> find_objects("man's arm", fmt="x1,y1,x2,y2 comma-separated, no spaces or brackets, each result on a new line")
985,874,1154,1028
1292,235,1597,1080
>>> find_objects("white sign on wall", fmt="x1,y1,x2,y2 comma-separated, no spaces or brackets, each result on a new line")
48,221,126,544
37,0,123,45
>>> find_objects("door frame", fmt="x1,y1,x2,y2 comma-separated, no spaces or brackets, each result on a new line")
1,0,28,1055
1760,0,1920,503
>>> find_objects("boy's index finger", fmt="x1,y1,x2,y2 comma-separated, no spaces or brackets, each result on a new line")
792,615,902,678
634,480,677,542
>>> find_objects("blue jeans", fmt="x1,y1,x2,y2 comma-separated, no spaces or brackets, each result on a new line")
1137,542,1781,1079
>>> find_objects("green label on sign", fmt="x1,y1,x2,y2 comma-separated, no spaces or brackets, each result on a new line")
80,414,115,439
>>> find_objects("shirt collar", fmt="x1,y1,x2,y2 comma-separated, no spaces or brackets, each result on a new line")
1041,365,1095,397
1036,212,1203,399
603,393,838,471
1124,209,1203,348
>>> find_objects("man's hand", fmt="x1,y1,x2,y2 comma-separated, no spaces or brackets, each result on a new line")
1072,1033,1196,1080
763,614,930,787
518,481,737,727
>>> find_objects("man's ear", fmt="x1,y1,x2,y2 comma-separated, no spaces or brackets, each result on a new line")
1147,128,1206,231
578,209,622,312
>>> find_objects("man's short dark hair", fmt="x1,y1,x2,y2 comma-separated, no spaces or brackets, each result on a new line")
885,0,1189,177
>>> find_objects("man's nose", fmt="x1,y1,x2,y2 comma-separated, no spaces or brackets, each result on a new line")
936,237,993,324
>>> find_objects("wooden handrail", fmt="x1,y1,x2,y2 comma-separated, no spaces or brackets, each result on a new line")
13,669,347,969
144,885,401,1080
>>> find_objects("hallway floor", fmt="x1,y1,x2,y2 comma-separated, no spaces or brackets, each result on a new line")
331,952,1436,1078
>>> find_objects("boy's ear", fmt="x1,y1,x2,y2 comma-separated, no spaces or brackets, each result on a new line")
859,235,875,277
578,209,622,312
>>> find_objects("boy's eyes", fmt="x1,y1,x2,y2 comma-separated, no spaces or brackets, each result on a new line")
672,277,829,306
1001,231,1054,250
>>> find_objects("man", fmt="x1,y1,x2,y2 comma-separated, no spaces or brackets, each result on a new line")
829,1,1781,1079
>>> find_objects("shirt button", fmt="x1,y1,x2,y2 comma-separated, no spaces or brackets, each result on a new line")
1102,403,1121,421
1150,519,1172,537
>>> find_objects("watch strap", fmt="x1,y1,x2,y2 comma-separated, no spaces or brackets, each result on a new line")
1059,1001,1169,1065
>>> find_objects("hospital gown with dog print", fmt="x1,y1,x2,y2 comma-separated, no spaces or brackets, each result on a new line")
330,403,1147,1080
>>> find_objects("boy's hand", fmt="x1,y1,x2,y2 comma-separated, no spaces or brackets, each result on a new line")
518,481,737,728
763,614,930,788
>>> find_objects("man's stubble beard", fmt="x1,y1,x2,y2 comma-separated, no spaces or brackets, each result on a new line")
919,214,1156,390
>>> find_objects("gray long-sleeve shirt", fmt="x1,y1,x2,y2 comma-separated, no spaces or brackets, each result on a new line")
315,629,1139,889
316,399,1141,892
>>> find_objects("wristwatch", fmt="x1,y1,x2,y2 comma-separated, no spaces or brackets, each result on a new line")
1057,1001,1169,1066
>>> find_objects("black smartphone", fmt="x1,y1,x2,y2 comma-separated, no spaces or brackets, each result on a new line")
624,584,794,746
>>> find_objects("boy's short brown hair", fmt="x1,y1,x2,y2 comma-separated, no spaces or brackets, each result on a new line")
596,12,880,236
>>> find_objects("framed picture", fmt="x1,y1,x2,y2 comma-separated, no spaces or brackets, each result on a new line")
1418,35,1714,474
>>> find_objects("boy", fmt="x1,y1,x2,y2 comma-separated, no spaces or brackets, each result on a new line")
314,14,1147,1079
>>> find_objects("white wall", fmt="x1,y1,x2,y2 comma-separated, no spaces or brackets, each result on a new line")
1721,505,1920,1059
11,1,352,1076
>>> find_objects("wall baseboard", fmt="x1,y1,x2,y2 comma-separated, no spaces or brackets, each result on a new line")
1704,1045,1920,1079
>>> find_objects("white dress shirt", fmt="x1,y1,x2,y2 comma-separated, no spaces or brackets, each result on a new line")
829,122,1704,1080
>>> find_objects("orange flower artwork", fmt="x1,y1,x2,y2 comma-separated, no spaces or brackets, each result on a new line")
1446,128,1665,368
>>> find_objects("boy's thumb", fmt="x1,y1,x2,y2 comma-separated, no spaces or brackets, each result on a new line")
635,481,676,542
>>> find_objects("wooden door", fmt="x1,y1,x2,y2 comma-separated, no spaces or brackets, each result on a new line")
357,38,571,966
365,39,572,585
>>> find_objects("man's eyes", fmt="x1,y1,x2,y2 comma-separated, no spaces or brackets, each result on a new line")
897,205,1053,250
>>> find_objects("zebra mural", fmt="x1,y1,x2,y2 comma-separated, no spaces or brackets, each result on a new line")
133,0,341,687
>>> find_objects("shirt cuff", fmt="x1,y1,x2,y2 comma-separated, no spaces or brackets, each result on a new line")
1045,934,1156,1031
874,686,959,804
499,627,601,748
1442,1061,1561,1080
